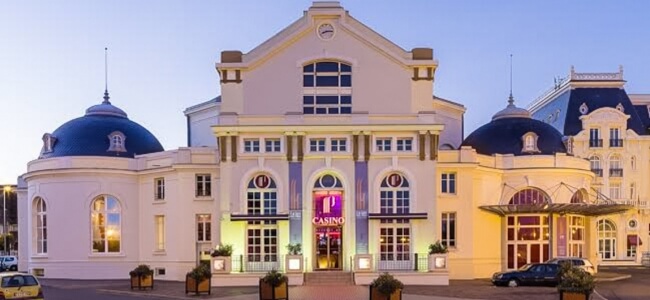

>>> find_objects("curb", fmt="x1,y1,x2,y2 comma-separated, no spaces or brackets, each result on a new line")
98,289,193,299
595,275,631,282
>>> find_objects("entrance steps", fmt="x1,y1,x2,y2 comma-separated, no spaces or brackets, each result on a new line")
305,271,354,286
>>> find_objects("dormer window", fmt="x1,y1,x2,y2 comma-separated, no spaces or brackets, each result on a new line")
616,103,624,112
41,133,57,154
579,103,588,115
107,131,127,152
521,132,540,154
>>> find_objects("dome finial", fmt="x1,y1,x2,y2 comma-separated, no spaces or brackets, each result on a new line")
103,47,111,104
508,54,515,106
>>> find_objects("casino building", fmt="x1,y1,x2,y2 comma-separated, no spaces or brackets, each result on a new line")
16,1,647,283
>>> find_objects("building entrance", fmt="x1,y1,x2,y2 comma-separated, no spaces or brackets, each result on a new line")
315,226,342,270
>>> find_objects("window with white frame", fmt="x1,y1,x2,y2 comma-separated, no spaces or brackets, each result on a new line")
379,173,411,262
244,139,260,153
154,177,165,200
521,132,539,153
33,197,47,254
91,195,121,253
589,128,600,140
195,174,211,197
309,139,326,152
196,214,211,242
330,138,347,152
155,215,165,251
610,128,620,140
107,131,127,152
303,61,352,115
264,139,281,153
441,212,456,248
246,174,278,262
568,216,584,257
589,155,601,170
396,138,413,151
609,182,621,199
441,173,456,194
376,138,392,152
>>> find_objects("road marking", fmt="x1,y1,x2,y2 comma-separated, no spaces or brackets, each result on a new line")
593,289,608,300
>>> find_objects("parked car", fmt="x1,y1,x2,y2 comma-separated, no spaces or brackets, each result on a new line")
545,257,596,275
0,272,44,299
492,263,560,287
0,256,18,272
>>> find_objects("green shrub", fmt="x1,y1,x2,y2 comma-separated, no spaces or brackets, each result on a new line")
286,243,302,255
557,263,595,293
129,264,152,278
187,264,212,281
428,241,448,254
371,272,404,295
261,269,288,288
210,244,233,257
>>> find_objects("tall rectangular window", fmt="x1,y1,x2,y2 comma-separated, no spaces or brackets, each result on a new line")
330,138,347,152
264,139,281,153
303,61,352,115
589,128,600,140
196,174,211,197
441,212,456,248
197,214,211,242
244,139,260,153
396,138,413,151
609,183,621,199
309,139,326,152
441,173,456,194
376,138,392,152
154,177,165,200
568,216,584,257
155,215,165,251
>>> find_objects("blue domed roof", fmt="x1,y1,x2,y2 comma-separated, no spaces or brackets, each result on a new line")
462,99,566,156
39,98,163,159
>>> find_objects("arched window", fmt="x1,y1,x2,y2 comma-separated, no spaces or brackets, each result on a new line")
91,195,121,253
630,182,636,200
609,154,622,177
521,132,539,153
246,174,278,264
570,190,585,203
631,156,636,170
597,219,617,259
589,155,601,170
379,173,411,263
509,188,550,205
33,197,47,254
302,61,352,115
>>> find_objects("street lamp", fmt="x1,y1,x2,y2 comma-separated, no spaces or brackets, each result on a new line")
2,186,12,256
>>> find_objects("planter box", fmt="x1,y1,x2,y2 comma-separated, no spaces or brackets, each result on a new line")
369,285,402,300
428,254,448,272
211,256,232,273
559,290,591,300
185,275,211,295
285,255,303,273
259,278,289,300
130,273,154,290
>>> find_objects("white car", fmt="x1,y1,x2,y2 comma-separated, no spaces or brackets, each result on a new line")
545,257,596,275
0,256,18,272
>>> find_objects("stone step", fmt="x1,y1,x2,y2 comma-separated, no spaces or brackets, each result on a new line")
304,271,354,286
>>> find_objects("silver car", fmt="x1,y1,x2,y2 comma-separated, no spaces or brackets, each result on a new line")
545,257,596,275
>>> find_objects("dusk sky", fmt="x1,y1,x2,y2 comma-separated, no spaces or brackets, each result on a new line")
1,0,649,183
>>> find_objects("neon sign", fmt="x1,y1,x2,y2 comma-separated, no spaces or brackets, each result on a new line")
312,216,345,225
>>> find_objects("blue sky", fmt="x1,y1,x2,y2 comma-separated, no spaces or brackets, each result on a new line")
1,0,649,183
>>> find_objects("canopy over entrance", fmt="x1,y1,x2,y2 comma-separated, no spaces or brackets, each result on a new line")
479,202,633,216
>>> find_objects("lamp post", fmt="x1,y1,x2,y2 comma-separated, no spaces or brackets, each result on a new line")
2,186,11,256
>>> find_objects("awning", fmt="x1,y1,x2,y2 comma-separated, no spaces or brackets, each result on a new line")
479,203,633,216
628,235,643,246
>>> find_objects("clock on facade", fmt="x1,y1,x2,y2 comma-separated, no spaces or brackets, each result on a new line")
317,23,335,40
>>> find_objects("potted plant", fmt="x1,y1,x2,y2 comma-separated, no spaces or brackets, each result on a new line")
129,264,154,290
285,243,303,273
186,263,212,295
369,272,403,300
210,243,233,273
428,240,449,272
557,263,595,300
259,269,289,300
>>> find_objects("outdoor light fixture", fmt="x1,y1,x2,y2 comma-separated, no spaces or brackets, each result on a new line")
354,254,373,272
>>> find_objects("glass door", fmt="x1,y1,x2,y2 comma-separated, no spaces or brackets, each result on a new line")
315,226,342,270
599,238,616,259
